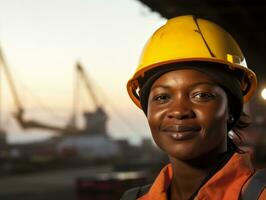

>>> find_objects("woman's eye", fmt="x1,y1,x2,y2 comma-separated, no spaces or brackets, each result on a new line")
153,94,170,103
192,92,215,101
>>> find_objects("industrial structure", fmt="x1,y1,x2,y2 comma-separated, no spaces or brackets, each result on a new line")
0,45,163,178
0,48,109,136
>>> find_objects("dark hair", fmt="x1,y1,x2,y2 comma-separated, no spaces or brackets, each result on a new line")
229,112,251,152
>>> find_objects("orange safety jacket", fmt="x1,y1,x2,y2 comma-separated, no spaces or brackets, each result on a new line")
138,153,266,200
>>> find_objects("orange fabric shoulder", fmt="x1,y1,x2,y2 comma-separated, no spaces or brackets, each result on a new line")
137,153,255,200
259,189,266,200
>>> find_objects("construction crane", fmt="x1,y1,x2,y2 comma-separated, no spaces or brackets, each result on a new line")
0,47,108,136
71,62,108,135
0,47,75,132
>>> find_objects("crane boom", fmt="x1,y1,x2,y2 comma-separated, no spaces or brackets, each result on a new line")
76,62,100,109
0,46,77,132
0,47,23,113
16,114,61,131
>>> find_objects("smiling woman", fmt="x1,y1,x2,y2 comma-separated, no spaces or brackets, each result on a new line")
121,15,266,200
147,69,229,161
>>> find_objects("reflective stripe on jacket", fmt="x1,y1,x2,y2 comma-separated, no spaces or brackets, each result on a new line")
138,153,266,200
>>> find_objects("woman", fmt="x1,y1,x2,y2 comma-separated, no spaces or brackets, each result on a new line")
122,16,266,200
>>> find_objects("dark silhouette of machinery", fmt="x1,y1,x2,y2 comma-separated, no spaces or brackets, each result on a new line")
73,63,108,135
0,47,108,136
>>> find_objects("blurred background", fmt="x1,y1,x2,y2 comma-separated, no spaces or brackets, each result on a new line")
0,0,265,200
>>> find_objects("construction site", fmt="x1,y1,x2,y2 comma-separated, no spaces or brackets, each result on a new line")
0,0,266,200
0,45,166,199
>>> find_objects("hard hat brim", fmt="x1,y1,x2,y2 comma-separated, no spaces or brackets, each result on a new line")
127,58,257,109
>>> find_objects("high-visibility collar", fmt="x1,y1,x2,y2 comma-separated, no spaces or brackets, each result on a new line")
139,153,254,200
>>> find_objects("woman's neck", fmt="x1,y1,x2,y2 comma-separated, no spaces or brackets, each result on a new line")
169,150,233,200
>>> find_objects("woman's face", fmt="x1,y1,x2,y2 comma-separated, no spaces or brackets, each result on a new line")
147,69,229,161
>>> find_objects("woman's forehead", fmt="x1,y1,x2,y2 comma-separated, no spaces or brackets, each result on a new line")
151,68,217,87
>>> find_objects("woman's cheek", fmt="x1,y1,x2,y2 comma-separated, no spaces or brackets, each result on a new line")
211,99,229,119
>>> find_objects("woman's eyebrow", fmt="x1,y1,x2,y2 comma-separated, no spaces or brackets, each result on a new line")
189,82,217,88
151,84,172,90
151,82,216,91
188,82,217,89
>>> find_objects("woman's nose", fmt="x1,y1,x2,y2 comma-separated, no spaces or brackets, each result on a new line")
166,101,195,120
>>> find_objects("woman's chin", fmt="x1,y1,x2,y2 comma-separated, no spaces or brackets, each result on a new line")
162,145,199,161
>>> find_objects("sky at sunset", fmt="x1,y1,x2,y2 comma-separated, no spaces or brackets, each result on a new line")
0,0,166,144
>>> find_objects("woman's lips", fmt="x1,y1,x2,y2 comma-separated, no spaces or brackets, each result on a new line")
160,125,201,140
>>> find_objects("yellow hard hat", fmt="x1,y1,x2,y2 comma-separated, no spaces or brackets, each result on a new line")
127,15,257,109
